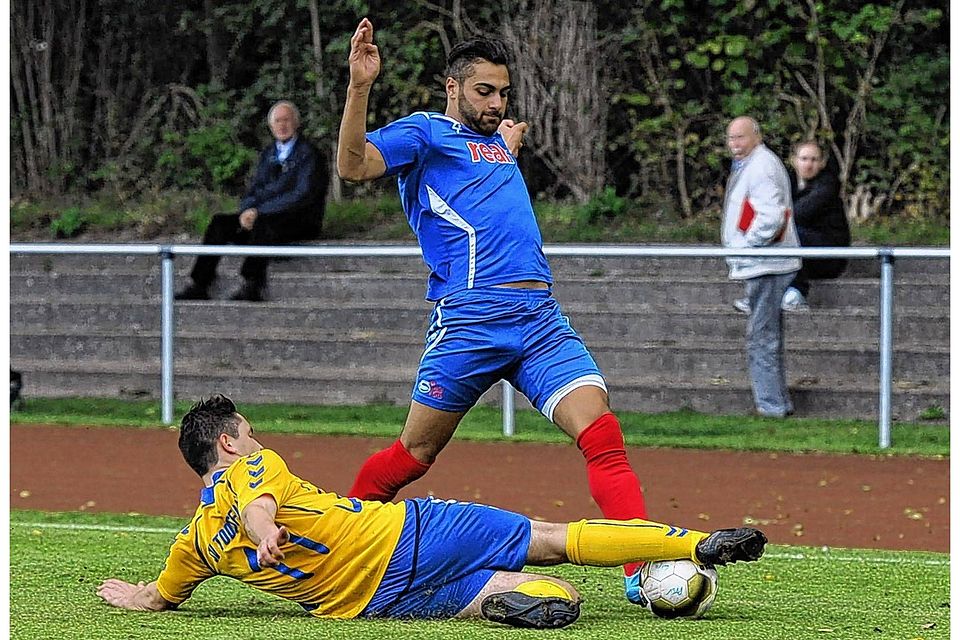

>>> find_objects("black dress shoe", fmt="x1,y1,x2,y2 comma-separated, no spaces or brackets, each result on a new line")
229,284,265,302
174,283,210,300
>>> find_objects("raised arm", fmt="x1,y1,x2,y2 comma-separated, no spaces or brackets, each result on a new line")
97,579,173,611
337,18,387,182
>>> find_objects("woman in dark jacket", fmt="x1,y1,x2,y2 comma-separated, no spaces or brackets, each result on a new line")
783,140,851,310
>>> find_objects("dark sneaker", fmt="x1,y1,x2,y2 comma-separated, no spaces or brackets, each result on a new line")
480,592,580,629
174,283,210,300
229,284,265,302
695,527,767,566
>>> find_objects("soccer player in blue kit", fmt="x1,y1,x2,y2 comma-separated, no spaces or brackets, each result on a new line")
338,18,674,603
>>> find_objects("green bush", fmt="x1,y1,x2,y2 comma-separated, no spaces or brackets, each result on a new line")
8,191,950,246
154,124,256,191
49,207,87,238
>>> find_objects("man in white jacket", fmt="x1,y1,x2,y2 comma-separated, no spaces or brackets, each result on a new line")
721,116,800,417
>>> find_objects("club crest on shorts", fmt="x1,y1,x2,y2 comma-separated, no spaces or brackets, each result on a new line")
417,379,444,399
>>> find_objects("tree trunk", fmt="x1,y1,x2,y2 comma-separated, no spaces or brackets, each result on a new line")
501,0,606,203
203,0,229,89
636,16,692,218
307,0,341,204
10,12,42,194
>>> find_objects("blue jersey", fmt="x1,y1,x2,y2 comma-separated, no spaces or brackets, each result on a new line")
367,112,553,301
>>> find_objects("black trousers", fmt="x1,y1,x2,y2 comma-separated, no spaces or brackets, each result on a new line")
189,210,320,288
791,228,847,297
790,258,847,297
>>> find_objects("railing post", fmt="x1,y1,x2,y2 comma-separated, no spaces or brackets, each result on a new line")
501,380,515,437
160,248,176,425
878,250,895,449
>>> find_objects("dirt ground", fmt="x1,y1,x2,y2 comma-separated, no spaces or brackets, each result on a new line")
10,424,948,552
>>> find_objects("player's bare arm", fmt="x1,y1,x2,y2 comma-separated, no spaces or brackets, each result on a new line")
241,494,289,567
337,18,387,182
498,119,528,157
96,579,173,611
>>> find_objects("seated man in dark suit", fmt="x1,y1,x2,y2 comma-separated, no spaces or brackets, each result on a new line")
176,100,327,302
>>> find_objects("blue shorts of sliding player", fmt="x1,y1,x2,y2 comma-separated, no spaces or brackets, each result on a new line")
360,497,532,620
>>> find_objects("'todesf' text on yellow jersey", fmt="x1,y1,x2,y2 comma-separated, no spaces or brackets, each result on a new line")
155,449,406,618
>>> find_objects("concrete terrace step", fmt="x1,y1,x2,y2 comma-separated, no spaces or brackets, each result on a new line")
11,269,950,308
14,359,948,421
10,295,950,344
9,244,948,420
9,329,949,381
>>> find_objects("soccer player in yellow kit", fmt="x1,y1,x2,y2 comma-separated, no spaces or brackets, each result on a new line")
97,395,766,629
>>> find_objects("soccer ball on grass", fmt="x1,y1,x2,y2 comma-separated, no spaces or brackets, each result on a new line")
640,559,718,619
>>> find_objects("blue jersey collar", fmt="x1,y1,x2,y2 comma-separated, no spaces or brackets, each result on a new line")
200,469,226,506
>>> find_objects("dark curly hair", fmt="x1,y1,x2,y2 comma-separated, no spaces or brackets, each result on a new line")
445,37,510,85
178,394,241,476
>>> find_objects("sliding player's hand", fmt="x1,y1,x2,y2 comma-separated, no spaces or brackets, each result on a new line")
257,525,290,567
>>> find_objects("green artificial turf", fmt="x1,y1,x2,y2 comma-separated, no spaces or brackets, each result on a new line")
10,510,949,640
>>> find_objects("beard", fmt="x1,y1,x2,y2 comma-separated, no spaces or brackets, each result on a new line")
458,98,502,136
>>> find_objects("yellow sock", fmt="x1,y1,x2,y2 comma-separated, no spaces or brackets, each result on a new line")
564,519,709,566
514,579,573,600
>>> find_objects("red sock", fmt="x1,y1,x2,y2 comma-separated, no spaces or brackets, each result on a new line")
348,440,431,501
576,412,648,576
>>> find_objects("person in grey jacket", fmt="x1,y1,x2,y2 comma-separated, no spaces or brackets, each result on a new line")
721,116,800,417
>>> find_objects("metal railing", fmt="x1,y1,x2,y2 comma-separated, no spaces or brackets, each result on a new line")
10,242,950,448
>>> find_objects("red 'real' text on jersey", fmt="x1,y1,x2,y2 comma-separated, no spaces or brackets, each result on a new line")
465,141,515,165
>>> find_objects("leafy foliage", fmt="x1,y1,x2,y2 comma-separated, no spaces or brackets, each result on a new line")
9,0,949,224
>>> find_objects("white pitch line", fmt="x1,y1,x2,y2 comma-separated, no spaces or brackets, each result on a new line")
761,551,948,567
11,521,177,535
10,522,951,567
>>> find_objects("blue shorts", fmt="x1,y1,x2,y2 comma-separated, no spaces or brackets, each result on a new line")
360,497,531,620
413,287,606,421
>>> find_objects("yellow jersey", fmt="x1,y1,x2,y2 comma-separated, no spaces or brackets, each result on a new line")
155,448,407,618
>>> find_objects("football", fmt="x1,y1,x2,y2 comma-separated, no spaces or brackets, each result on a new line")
640,559,718,619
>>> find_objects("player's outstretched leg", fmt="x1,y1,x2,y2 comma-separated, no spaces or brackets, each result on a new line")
552,519,767,605
694,527,768,566
479,580,581,629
